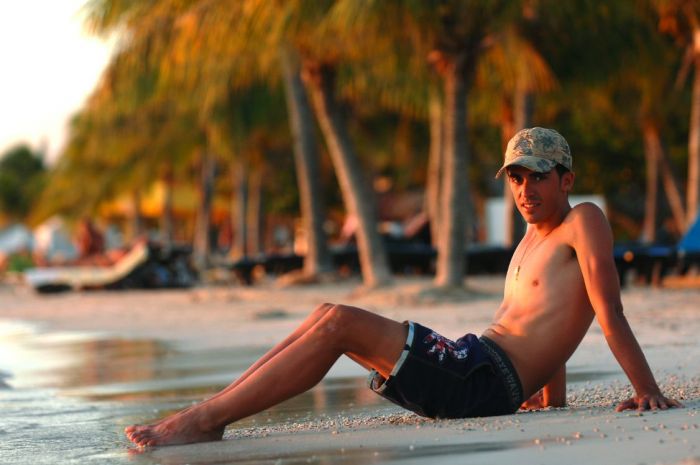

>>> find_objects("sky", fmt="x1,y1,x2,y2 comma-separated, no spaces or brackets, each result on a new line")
0,1,115,164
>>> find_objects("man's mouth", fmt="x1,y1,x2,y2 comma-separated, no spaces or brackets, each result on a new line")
521,202,540,211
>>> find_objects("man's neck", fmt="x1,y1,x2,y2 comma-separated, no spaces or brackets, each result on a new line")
531,203,572,236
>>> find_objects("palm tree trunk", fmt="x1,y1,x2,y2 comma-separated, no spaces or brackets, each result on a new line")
247,166,264,257
435,56,470,288
130,189,144,241
303,61,391,288
160,163,175,249
280,50,333,276
687,30,700,229
641,121,686,236
426,88,444,248
514,82,535,131
500,96,516,247
641,122,659,243
502,84,532,247
231,159,249,260
193,151,216,270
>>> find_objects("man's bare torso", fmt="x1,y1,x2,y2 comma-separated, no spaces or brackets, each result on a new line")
482,206,596,399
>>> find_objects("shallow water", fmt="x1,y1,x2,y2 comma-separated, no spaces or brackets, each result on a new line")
0,319,606,465
0,319,389,465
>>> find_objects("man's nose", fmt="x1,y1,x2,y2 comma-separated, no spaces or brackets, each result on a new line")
521,179,535,196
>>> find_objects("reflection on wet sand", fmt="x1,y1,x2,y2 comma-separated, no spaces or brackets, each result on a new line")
1,325,402,464
135,439,530,465
7,331,387,427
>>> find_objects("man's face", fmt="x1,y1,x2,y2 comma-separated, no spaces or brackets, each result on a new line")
506,165,573,224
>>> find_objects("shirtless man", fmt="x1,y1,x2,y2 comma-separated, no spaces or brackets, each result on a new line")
125,127,681,448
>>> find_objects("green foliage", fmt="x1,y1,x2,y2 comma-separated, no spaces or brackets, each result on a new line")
38,0,698,242
0,145,46,221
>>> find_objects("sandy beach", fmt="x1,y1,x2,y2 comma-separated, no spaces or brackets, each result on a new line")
0,276,698,465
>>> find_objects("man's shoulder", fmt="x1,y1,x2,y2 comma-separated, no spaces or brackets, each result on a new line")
563,202,613,246
568,202,607,223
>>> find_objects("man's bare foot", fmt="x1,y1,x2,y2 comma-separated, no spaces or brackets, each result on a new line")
125,407,225,447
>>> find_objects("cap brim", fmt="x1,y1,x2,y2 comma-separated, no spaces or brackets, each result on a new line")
494,156,558,178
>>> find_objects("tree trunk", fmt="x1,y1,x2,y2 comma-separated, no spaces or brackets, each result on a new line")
231,159,249,260
642,121,686,236
160,163,175,250
426,88,444,248
303,61,391,288
641,122,659,243
435,56,470,288
129,189,144,241
502,84,532,247
247,166,264,257
514,82,535,131
687,29,700,229
501,97,517,248
193,151,216,270
280,50,333,276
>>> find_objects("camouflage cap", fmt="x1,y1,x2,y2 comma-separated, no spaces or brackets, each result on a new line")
495,127,572,178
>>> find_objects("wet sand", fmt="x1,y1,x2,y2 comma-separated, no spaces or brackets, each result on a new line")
0,276,699,464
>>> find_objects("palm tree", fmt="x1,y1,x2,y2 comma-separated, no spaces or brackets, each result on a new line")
241,0,393,288
280,48,334,276
655,0,700,228
476,18,557,246
95,0,337,279
584,1,687,243
410,1,510,288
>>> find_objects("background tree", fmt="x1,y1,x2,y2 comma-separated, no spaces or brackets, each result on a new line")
0,144,46,223
655,0,700,229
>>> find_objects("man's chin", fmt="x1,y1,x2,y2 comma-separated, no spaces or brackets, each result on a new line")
516,210,537,223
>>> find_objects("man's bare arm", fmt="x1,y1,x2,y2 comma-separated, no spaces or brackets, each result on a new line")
542,365,566,407
521,365,566,410
570,204,681,411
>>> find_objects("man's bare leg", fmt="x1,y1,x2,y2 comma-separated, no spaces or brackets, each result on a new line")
131,303,339,430
125,304,407,447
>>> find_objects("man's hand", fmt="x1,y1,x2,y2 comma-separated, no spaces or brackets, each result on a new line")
520,390,545,410
615,393,683,412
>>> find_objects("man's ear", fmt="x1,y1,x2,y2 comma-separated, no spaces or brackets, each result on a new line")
560,172,575,192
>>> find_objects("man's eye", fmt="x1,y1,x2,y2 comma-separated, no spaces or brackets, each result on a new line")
533,173,546,181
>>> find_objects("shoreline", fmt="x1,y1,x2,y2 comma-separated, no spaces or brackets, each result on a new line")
1,277,699,464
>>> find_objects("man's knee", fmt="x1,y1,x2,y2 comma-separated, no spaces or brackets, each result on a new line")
324,304,365,334
311,302,335,319
312,304,361,338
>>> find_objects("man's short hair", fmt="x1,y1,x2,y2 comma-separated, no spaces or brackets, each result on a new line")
554,163,570,177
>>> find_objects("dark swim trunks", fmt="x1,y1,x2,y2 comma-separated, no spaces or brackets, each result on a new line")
368,322,524,419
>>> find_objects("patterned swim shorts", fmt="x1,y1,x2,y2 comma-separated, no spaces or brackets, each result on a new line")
368,321,523,418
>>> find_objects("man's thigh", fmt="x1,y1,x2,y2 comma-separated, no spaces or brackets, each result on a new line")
329,304,409,379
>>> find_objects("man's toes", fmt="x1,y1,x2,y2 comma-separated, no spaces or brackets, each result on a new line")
136,433,158,447
126,425,145,437
131,431,149,444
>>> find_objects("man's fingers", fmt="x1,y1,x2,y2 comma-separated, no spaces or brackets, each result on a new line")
649,397,659,410
616,398,636,412
637,397,650,411
617,395,683,413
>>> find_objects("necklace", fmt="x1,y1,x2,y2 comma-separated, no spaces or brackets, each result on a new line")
514,229,555,281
